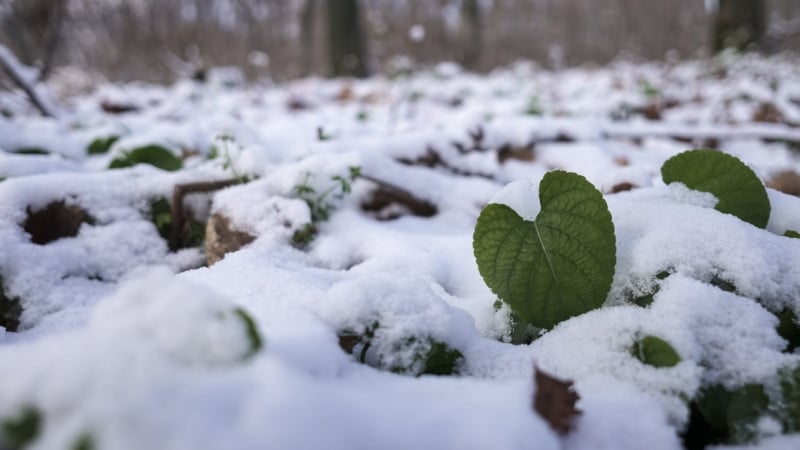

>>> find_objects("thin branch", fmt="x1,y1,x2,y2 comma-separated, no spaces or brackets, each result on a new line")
0,43,61,117
170,179,240,250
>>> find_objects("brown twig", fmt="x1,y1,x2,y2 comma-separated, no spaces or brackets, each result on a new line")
170,179,240,250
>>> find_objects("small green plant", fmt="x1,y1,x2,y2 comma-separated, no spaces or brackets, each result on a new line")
642,81,660,101
109,145,182,171
234,307,263,359
524,94,543,116
87,136,119,155
1,407,41,449
291,166,361,247
785,230,800,239
211,134,252,183
338,322,463,376
147,197,204,250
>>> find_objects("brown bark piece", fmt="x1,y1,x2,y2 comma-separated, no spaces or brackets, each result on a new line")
533,366,581,435
205,213,256,266
767,170,800,197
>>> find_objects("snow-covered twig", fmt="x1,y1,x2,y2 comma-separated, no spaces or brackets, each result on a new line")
0,43,61,117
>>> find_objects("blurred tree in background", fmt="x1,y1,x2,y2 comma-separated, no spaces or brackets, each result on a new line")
1,0,800,85
713,0,767,52
1,0,66,81
327,0,369,77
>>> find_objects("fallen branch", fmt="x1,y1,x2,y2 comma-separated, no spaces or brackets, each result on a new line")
359,174,438,218
170,179,240,250
0,44,61,117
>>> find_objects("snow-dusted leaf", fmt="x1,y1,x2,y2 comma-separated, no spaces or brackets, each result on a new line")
87,136,119,155
693,384,770,445
109,145,182,171
779,364,800,432
661,149,770,228
785,230,800,239
631,335,680,368
473,171,616,329
1,407,40,449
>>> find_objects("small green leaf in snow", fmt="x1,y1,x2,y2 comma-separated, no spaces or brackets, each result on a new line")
785,230,800,239
1,407,41,449
109,145,182,171
661,149,770,228
87,136,119,155
234,307,263,358
779,364,800,432
631,335,681,368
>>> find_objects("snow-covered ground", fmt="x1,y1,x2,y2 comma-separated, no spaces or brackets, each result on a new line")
1,54,800,450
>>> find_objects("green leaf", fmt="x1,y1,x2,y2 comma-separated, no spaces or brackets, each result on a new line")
1,407,40,449
0,275,22,332
148,197,172,241
71,433,94,450
420,341,463,376
631,335,681,368
776,309,800,353
234,307,262,359
693,384,770,444
785,230,800,239
12,147,48,155
661,149,770,228
109,145,182,171
779,364,800,432
87,136,119,155
473,171,616,329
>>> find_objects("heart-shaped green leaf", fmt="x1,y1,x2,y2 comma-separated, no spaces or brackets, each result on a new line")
109,145,182,171
631,335,681,368
661,149,770,228
473,171,616,329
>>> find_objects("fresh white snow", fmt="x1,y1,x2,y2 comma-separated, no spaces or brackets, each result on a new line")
1,55,800,449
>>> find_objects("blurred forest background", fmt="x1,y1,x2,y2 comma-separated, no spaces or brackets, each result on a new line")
1,0,800,86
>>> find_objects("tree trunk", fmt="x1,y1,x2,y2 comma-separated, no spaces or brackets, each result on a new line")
459,0,482,70
325,0,369,78
300,0,317,76
713,0,767,52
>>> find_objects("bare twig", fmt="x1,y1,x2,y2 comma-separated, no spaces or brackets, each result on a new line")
0,43,60,117
170,179,240,250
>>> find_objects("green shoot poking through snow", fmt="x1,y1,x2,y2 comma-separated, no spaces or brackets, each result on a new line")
234,307,263,359
473,171,616,330
661,149,770,228
291,166,361,247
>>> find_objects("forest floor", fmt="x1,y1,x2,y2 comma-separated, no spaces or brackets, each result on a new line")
1,54,800,450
